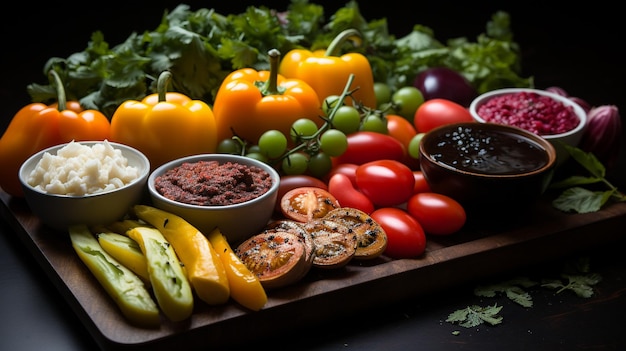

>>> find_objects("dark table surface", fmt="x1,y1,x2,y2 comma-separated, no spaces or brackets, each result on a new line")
1,1,625,350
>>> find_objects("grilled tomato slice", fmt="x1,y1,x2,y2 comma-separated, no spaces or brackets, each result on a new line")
235,231,310,290
303,219,357,269
265,220,315,271
324,207,387,260
280,187,340,222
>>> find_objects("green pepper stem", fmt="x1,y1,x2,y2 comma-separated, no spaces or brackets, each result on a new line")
260,49,282,96
157,71,173,102
48,70,66,111
325,29,362,57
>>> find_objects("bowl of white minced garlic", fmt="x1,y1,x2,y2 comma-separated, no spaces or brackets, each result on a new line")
19,140,150,231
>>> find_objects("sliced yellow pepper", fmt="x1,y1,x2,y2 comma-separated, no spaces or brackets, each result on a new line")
206,228,268,311
279,29,377,109
133,205,231,306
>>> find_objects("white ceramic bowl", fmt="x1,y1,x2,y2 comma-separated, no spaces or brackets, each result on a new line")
19,141,150,231
469,88,587,165
147,154,280,245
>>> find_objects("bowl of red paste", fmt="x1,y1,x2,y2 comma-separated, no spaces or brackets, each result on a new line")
147,154,280,244
469,88,587,165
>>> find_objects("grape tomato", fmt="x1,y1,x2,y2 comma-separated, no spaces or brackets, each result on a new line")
406,192,466,235
328,173,375,214
413,98,474,133
370,207,426,259
355,160,415,207
332,131,406,165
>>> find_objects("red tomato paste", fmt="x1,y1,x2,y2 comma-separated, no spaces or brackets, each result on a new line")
477,91,579,135
155,160,273,206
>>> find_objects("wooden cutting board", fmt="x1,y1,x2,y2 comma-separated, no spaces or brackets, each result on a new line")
1,189,624,350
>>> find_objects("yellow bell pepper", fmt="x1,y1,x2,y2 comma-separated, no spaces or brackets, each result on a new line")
213,49,322,145
109,71,217,170
279,29,377,109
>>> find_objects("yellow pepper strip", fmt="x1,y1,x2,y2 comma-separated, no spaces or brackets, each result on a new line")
95,229,150,283
68,225,160,328
212,49,322,145
279,29,377,109
133,205,231,306
109,71,218,171
206,228,268,311
127,226,194,322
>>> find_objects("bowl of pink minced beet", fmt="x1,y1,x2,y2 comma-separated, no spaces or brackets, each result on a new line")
469,88,587,165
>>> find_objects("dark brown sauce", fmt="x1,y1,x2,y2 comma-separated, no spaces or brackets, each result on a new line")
429,126,549,175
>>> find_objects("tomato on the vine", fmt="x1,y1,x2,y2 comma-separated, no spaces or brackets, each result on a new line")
406,192,466,235
370,207,426,259
413,98,474,133
355,160,415,207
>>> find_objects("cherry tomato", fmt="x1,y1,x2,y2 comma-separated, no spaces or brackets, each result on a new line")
328,173,375,214
386,114,417,150
276,175,328,213
413,98,474,133
406,192,467,235
412,171,431,194
332,131,405,165
325,163,358,187
280,187,340,222
370,207,426,259
355,160,415,207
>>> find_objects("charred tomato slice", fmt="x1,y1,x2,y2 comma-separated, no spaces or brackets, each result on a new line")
303,219,357,269
280,187,340,222
264,220,315,276
235,231,309,290
324,207,388,260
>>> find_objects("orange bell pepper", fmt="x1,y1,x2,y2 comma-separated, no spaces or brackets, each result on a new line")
109,71,218,170
213,49,322,145
0,71,110,197
279,29,377,109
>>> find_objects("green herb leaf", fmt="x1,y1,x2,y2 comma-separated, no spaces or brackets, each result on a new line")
551,187,612,213
446,304,503,328
474,276,537,307
541,273,602,298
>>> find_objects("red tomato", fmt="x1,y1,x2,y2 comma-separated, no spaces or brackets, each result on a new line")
328,173,375,214
370,207,426,258
412,171,431,194
276,175,328,213
325,163,358,187
406,192,466,235
386,114,417,150
413,98,474,133
280,187,340,222
355,160,415,207
332,131,405,165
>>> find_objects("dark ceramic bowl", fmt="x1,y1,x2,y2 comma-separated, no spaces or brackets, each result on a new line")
419,122,557,222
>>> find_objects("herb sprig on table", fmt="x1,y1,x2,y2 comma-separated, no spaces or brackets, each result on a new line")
550,144,626,213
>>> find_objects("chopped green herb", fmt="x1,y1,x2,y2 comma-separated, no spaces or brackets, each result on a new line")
474,276,538,308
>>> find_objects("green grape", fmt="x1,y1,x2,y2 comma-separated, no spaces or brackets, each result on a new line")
245,152,269,163
319,129,348,157
217,138,242,155
374,82,392,108
331,105,360,134
307,152,333,178
290,118,318,143
258,130,287,159
282,153,309,175
360,115,388,134
408,132,425,159
392,86,424,122
322,95,343,116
